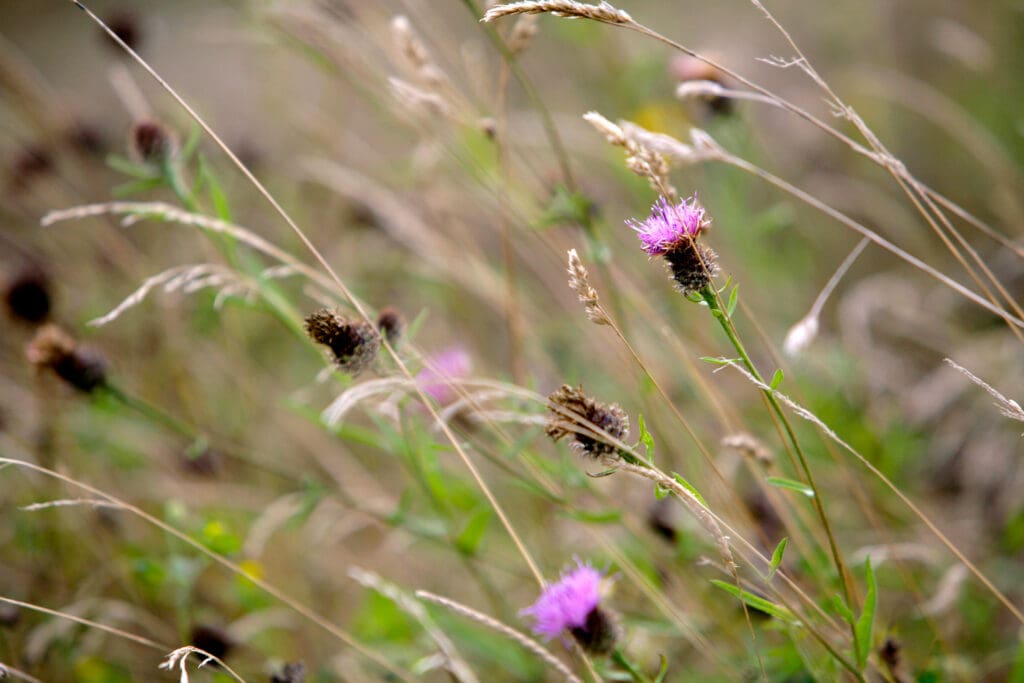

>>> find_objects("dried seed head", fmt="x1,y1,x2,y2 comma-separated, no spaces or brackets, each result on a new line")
567,249,610,326
4,266,52,324
304,309,380,375
130,119,177,166
482,1,632,24
271,662,306,683
375,307,405,345
545,384,628,458
26,325,107,393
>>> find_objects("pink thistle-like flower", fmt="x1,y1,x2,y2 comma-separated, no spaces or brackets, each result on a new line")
416,346,472,405
627,194,710,256
521,560,611,646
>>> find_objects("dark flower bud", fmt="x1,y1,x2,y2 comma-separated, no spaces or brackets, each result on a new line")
26,325,107,393
670,55,733,115
375,307,404,345
270,662,306,683
8,145,53,193
67,122,106,157
130,119,177,166
0,603,20,628
4,266,52,324
304,309,380,375
545,384,629,458
664,241,719,296
570,605,619,655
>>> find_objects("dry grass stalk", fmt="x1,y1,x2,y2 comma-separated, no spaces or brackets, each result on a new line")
159,646,246,683
415,590,583,683
482,1,632,24
944,358,1024,424
566,249,609,326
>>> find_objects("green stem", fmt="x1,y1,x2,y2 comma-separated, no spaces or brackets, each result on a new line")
101,382,198,440
699,285,862,672
611,648,651,683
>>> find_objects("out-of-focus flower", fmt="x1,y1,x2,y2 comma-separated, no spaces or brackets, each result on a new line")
520,559,618,655
416,347,471,405
26,324,107,393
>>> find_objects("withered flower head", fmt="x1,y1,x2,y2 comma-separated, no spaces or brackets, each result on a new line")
189,624,234,662
375,307,404,345
545,384,628,458
26,324,107,393
4,266,52,324
130,119,177,166
8,144,53,193
304,309,380,375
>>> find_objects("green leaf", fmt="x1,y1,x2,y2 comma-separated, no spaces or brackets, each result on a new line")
685,291,704,304
197,154,233,222
830,594,855,625
654,482,669,500
767,537,788,580
561,508,622,524
769,368,784,390
536,186,595,229
710,580,797,623
672,472,707,508
700,356,740,365
455,508,491,556
726,285,739,316
637,413,655,462
767,476,815,497
113,177,166,197
855,557,878,670
653,655,670,683
106,153,159,179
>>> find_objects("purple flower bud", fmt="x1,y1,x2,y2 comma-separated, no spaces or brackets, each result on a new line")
416,347,472,405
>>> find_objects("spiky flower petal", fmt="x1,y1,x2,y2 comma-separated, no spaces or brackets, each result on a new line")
627,195,709,257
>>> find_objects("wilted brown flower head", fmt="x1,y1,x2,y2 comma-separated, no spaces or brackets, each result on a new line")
26,324,107,393
304,309,380,375
4,266,52,324
189,623,234,662
130,119,177,166
375,307,404,345
545,384,628,458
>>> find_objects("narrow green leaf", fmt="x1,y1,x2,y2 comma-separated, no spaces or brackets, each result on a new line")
654,483,669,500
197,154,233,222
455,508,491,556
637,413,655,462
767,537,788,580
726,285,739,316
855,557,878,670
710,580,797,623
830,594,855,625
672,472,707,509
113,177,166,197
769,368,784,390
767,476,815,497
653,655,670,683
561,508,622,524
700,356,740,366
106,154,158,179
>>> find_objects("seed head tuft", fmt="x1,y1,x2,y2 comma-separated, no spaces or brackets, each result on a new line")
545,384,628,458
304,309,380,375
26,325,107,393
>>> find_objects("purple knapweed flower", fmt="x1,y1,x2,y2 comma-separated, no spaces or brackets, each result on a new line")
521,560,618,654
627,194,709,257
416,346,472,405
627,194,719,296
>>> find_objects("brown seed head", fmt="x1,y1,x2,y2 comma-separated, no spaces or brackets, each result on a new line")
569,606,620,655
545,384,628,458
305,309,380,375
103,10,143,53
26,324,107,393
664,242,718,297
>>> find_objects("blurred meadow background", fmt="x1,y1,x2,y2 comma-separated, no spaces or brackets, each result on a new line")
2,0,1024,681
